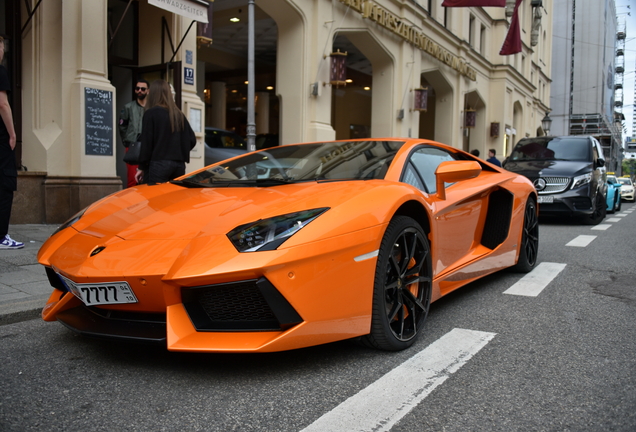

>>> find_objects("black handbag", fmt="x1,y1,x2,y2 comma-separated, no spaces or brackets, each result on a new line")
123,141,142,165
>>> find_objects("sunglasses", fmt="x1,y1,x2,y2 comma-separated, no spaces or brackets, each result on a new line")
135,87,148,91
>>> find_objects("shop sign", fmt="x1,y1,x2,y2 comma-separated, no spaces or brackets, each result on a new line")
184,67,195,85
338,0,477,81
149,0,209,23
84,88,113,156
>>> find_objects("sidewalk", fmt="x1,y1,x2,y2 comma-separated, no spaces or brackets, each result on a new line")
0,224,59,325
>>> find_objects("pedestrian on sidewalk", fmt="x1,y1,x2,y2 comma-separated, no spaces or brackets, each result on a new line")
119,79,148,187
135,79,196,185
0,35,23,250
487,148,502,167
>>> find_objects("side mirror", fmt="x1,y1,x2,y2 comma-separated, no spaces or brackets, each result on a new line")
596,159,605,168
435,161,482,200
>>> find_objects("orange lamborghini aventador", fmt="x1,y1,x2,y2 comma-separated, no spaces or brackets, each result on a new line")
38,139,539,352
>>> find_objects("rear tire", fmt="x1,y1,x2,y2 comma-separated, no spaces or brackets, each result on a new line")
361,216,432,351
512,197,539,273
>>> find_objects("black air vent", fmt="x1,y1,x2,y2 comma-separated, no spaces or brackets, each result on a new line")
481,189,514,249
182,278,302,332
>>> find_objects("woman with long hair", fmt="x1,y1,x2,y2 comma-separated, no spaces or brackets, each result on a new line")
135,79,196,184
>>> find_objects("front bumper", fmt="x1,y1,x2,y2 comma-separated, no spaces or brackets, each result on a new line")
40,224,384,352
44,276,302,343
536,186,596,217
621,189,634,201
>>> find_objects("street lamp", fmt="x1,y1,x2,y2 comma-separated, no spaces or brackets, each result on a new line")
541,112,552,136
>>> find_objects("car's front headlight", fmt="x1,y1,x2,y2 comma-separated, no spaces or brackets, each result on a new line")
571,173,592,189
51,207,88,236
227,208,329,252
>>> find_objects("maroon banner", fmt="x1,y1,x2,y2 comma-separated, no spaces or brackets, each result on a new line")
499,0,523,55
441,0,506,7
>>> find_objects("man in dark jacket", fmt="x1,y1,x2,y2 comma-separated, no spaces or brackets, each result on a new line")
487,149,502,167
119,79,148,187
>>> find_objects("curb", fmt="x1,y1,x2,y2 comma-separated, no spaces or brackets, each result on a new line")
0,295,49,326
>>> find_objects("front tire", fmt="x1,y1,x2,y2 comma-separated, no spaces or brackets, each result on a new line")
361,216,432,351
583,192,606,225
613,192,621,212
512,197,539,273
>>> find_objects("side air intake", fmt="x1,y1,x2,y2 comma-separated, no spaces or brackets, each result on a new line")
481,188,514,249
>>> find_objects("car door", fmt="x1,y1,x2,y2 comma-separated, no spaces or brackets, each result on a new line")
402,146,489,276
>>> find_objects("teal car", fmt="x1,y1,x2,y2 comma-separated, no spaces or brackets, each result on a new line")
606,175,622,213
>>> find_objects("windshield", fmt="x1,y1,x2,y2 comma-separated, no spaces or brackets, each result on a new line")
180,141,405,187
508,137,591,162
618,178,633,186
607,176,618,184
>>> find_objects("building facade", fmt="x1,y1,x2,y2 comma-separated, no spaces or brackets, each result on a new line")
549,0,622,171
3,0,552,224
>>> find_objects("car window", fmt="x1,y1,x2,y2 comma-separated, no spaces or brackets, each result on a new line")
184,141,405,184
509,137,591,161
402,164,425,190
402,147,456,193
618,178,633,186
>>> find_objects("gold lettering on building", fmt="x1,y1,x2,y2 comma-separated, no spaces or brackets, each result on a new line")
337,0,477,81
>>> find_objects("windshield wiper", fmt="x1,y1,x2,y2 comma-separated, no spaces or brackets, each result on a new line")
252,178,296,186
170,179,211,188
173,177,298,188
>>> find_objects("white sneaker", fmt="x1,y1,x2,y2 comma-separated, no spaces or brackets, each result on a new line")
0,235,24,249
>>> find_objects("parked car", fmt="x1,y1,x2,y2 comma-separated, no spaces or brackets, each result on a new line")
503,135,607,224
39,138,538,353
204,127,247,166
618,176,635,202
606,175,622,213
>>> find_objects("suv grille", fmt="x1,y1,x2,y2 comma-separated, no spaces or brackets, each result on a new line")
537,176,570,194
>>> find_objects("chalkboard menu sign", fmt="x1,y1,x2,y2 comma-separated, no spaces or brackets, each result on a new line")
85,87,113,156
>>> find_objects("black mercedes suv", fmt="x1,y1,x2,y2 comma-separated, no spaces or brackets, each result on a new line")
503,136,607,224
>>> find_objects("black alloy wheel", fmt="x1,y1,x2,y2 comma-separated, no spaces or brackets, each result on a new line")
361,216,432,351
512,197,539,273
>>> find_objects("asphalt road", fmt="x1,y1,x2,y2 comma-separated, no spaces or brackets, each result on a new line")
1,204,635,432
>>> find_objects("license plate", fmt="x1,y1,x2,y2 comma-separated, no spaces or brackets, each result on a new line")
538,195,554,204
59,275,138,306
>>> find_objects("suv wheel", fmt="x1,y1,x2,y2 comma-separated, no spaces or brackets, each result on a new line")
583,192,606,225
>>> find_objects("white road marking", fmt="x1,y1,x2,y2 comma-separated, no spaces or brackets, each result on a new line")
566,235,596,247
503,262,567,297
591,224,611,230
616,214,629,217
606,218,621,222
300,328,496,432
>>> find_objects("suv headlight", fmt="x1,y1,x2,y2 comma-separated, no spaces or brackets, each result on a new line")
571,173,592,190
227,208,329,252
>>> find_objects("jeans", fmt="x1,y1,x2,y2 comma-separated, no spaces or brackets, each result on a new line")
147,160,186,185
